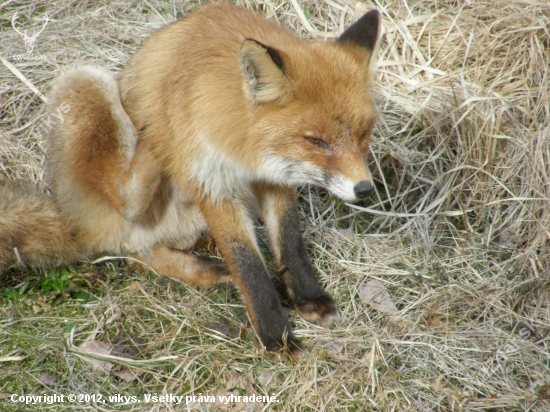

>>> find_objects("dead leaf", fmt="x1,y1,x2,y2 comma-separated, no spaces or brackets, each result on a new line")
181,296,199,309
226,371,254,393
359,279,398,314
206,321,230,337
78,340,113,373
38,372,58,386
112,344,140,358
112,366,138,383
257,370,278,389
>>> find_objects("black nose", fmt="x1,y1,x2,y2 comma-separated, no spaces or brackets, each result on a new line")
354,181,373,199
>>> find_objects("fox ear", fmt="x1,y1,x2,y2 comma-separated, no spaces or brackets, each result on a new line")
240,39,289,104
337,9,381,64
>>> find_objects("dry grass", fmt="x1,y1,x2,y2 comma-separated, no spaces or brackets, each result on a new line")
1,0,550,410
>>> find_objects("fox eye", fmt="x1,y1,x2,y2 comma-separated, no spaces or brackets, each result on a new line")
304,137,329,150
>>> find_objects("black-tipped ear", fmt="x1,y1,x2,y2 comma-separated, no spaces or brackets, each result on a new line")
337,9,380,52
240,39,289,104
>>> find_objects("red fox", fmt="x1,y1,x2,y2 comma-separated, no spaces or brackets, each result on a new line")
0,2,380,354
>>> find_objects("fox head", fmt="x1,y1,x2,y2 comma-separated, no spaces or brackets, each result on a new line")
241,10,381,202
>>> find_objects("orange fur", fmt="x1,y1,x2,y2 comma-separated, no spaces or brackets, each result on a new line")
1,2,381,354
0,183,84,272
119,3,378,204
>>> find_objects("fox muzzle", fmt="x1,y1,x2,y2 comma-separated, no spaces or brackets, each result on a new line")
353,180,373,199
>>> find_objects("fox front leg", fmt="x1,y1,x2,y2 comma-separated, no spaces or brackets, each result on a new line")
256,184,339,328
199,198,302,354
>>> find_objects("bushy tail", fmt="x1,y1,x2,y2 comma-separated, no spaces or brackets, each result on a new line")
0,183,84,273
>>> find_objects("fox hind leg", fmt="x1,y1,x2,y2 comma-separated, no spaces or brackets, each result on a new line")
132,245,231,289
47,66,161,223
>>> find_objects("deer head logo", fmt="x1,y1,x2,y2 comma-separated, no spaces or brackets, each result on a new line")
12,12,49,54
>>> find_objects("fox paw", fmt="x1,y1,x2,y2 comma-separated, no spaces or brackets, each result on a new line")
294,293,339,328
196,256,231,286
263,334,303,358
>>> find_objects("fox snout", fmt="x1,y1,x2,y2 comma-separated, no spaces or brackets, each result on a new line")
354,180,373,199
324,155,374,202
325,173,374,203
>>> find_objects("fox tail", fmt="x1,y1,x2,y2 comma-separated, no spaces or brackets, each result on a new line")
0,183,83,273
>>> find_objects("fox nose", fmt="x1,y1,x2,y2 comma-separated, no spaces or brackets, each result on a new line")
354,181,373,199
